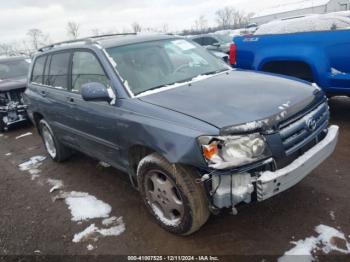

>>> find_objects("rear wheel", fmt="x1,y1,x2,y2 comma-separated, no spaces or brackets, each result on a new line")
137,153,210,235
39,119,71,162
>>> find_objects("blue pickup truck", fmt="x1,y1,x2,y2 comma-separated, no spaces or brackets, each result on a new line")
232,14,350,96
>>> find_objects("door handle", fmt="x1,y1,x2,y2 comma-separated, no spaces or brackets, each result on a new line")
40,90,47,97
67,97,75,103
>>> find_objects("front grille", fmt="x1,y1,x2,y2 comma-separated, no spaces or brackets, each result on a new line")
279,102,329,156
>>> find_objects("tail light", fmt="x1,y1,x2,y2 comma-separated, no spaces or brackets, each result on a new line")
229,43,237,66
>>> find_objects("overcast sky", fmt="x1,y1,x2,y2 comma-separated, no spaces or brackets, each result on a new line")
0,0,298,44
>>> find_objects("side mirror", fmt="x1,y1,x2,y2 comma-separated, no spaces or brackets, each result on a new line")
81,82,112,103
212,42,220,47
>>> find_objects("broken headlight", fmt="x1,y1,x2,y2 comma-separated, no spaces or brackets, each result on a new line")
198,133,271,169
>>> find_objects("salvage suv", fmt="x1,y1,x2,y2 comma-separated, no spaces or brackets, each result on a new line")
25,34,339,235
0,56,30,131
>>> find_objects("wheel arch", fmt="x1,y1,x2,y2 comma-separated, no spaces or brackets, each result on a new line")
259,59,315,82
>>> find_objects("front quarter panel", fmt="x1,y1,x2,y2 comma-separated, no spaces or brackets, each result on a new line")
114,98,219,170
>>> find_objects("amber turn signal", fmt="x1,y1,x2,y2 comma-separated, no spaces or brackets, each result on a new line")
202,144,218,160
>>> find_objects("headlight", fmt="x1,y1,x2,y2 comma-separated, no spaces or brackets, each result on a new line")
198,133,271,169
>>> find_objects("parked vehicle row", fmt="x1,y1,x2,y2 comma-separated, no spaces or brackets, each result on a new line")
24,34,338,235
231,12,350,96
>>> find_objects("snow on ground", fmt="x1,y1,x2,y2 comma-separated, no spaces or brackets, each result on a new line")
47,179,63,193
64,191,112,221
15,132,33,139
16,153,125,249
279,224,350,262
73,218,125,243
102,216,118,226
87,244,95,251
53,190,125,247
18,156,46,180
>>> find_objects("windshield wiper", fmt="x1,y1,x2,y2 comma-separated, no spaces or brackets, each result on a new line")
203,69,229,75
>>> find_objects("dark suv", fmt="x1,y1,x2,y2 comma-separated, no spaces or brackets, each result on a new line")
25,34,338,235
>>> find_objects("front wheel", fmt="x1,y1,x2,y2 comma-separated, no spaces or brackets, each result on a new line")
137,153,210,235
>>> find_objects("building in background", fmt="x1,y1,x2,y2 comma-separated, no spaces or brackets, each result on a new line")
251,0,350,25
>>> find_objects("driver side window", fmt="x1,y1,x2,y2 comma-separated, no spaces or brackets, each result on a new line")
71,51,109,93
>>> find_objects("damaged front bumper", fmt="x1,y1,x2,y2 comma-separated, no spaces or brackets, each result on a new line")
211,125,339,208
256,125,338,201
0,103,28,128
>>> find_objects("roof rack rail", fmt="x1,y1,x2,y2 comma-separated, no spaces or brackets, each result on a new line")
38,33,137,52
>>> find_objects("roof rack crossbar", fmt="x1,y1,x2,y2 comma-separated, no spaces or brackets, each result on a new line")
38,33,136,52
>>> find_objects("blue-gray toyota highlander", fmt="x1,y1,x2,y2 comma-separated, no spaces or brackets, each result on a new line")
24,34,339,235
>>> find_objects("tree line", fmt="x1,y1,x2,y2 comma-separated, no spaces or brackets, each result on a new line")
0,6,253,56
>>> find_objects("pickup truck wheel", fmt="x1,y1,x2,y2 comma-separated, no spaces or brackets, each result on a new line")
39,119,71,162
137,153,210,235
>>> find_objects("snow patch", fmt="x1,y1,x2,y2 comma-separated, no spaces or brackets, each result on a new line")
150,202,180,227
279,225,350,262
331,68,347,75
102,216,118,226
256,13,350,35
98,161,111,168
64,191,112,221
18,156,46,179
136,70,231,98
330,211,335,221
87,244,95,251
15,132,33,139
47,179,64,193
5,152,11,156
73,217,125,243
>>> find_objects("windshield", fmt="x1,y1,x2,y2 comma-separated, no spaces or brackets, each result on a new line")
0,59,30,80
106,39,229,95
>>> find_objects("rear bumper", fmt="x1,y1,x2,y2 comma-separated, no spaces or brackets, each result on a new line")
256,125,339,201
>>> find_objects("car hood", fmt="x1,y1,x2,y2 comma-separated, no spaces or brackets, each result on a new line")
0,78,26,92
138,70,320,131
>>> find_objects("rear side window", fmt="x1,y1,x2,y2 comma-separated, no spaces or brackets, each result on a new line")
31,56,46,84
191,37,203,45
71,51,109,92
202,37,218,46
48,52,70,89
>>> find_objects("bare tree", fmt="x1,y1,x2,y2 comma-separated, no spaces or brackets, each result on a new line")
0,43,14,56
131,22,142,33
194,15,208,32
26,28,49,50
160,23,169,33
215,6,235,29
67,21,80,39
91,28,102,36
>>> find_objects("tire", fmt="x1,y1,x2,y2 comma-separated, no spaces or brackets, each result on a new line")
39,119,71,162
137,153,210,235
0,114,5,132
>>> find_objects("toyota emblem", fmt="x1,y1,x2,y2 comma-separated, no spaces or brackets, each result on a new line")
306,118,317,131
